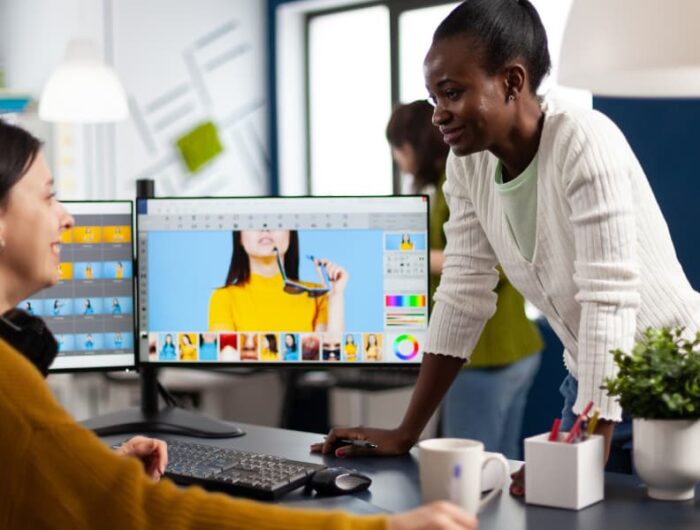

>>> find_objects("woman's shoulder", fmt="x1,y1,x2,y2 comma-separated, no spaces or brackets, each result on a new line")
210,284,243,299
543,104,629,152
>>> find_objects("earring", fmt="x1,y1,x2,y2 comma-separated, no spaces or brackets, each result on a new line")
508,94,516,101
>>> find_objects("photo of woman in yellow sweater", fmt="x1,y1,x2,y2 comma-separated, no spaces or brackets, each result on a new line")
260,333,279,361
178,333,198,361
208,229,349,333
344,333,359,361
399,233,414,251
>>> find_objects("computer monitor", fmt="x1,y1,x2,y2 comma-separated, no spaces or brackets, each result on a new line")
19,201,137,372
136,196,429,366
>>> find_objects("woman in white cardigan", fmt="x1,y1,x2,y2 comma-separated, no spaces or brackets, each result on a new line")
312,0,700,492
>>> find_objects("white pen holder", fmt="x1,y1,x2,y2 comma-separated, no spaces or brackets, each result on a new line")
524,432,604,510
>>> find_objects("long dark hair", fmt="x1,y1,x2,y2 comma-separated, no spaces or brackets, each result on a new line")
0,120,42,206
434,0,551,94
224,230,300,286
386,100,448,192
285,333,297,351
264,333,278,353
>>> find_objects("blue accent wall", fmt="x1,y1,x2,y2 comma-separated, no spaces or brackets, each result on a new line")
593,97,700,290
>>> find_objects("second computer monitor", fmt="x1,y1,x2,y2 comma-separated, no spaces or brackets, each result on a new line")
137,196,429,365
20,201,137,372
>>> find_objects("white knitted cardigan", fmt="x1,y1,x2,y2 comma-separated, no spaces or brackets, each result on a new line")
425,106,700,421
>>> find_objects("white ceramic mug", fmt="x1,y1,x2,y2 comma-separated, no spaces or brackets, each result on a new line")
418,438,509,513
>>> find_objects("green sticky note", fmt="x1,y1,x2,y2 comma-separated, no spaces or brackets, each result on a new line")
176,121,224,173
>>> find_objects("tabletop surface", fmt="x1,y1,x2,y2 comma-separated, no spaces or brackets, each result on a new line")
103,421,700,529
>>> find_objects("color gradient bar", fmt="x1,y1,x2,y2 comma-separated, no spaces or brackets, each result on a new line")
385,295,426,307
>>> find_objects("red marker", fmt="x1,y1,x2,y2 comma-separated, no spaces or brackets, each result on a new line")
548,418,562,441
564,401,594,444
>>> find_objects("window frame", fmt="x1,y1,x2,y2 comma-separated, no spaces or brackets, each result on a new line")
304,0,456,195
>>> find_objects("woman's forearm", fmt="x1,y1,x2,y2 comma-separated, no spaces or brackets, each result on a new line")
398,352,465,441
430,249,445,275
325,294,345,333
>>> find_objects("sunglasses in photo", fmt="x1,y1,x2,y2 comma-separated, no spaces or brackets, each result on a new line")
273,247,330,298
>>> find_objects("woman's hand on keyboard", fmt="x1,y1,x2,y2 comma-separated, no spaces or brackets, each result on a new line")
115,435,169,481
388,502,478,530
310,427,414,457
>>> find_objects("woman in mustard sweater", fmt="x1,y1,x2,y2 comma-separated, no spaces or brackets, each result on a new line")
209,229,349,333
0,120,476,529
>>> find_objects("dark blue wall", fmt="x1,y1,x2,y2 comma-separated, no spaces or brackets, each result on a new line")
593,97,700,291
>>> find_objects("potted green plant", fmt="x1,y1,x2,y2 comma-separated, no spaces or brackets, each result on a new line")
604,327,700,501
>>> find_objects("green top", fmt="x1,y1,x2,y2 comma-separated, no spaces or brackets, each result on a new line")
495,155,538,262
430,174,543,367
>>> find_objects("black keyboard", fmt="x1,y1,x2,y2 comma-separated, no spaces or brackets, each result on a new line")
159,439,325,500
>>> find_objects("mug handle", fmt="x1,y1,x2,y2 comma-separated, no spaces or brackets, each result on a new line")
478,453,509,511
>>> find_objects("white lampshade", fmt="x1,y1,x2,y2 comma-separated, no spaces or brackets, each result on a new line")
39,39,128,122
558,0,700,97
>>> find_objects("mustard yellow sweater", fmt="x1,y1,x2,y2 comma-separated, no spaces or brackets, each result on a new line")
0,339,387,530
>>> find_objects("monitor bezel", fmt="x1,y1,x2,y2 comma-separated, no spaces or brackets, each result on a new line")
135,194,431,368
48,199,138,374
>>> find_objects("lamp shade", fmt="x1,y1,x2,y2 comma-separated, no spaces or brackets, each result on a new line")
558,0,700,97
39,39,128,122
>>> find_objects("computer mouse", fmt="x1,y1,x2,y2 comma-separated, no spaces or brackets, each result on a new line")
308,467,372,496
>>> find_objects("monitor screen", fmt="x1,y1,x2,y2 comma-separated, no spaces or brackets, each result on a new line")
137,196,429,365
20,201,137,372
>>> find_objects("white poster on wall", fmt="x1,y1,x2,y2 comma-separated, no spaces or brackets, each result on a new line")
111,0,268,198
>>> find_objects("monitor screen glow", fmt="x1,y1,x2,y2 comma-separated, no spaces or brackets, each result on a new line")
137,196,429,365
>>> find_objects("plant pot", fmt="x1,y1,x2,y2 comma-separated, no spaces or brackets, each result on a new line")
633,418,700,501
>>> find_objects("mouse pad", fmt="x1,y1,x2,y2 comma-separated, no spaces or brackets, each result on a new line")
284,497,389,515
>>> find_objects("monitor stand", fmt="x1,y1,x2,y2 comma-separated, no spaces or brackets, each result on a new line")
81,366,245,439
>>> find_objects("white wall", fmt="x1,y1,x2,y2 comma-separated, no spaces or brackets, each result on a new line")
0,0,269,200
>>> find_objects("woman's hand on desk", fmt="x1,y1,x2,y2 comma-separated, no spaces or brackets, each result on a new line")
388,502,477,530
115,435,168,481
310,427,414,457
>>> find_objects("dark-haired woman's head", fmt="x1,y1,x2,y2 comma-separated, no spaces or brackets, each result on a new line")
424,0,550,158
433,0,550,94
225,229,299,286
0,122,74,312
386,100,449,192
285,333,297,349
0,121,41,207
264,333,278,353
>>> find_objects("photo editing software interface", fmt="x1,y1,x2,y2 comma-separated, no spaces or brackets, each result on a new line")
20,202,136,371
137,196,429,365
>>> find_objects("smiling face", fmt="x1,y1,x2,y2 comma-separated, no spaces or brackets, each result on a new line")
0,152,74,305
240,229,290,259
424,36,513,157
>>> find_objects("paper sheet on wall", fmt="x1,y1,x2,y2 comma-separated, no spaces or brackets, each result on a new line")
112,0,268,198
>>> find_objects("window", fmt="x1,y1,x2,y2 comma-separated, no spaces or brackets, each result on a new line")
307,6,392,195
399,3,459,102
